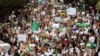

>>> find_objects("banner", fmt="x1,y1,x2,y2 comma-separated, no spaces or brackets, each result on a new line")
76,23,90,28
17,34,27,42
67,7,76,16
32,20,38,32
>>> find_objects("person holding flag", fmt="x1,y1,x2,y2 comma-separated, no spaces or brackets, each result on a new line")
32,19,39,33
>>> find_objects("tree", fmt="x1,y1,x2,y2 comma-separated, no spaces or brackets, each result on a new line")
0,0,29,20
85,0,99,5
96,0,100,10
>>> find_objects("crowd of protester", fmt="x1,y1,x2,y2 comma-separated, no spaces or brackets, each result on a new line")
0,0,100,56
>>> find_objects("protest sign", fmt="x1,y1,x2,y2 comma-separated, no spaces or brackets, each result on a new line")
17,34,27,42
67,7,76,16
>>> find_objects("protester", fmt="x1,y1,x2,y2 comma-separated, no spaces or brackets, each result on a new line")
0,0,100,56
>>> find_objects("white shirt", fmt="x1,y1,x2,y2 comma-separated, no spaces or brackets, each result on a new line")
75,47,80,56
54,17,62,22
83,52,88,56
89,36,95,43
52,23,60,29
41,54,45,56
5,52,9,56
98,51,100,56
41,11,46,16
0,52,4,56
45,51,52,56
34,35,39,41
30,44,36,47
10,14,16,19
69,47,74,55
71,35,77,39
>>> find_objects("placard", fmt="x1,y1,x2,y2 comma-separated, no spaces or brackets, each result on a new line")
17,34,27,42
67,7,76,16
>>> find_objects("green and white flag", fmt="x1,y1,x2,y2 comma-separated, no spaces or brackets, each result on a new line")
76,23,90,28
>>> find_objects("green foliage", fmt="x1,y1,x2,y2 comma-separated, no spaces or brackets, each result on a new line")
96,0,100,10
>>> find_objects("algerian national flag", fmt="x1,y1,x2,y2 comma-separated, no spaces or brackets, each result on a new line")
32,20,38,32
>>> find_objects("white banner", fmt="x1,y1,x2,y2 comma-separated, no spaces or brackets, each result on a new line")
67,7,76,16
17,34,27,42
